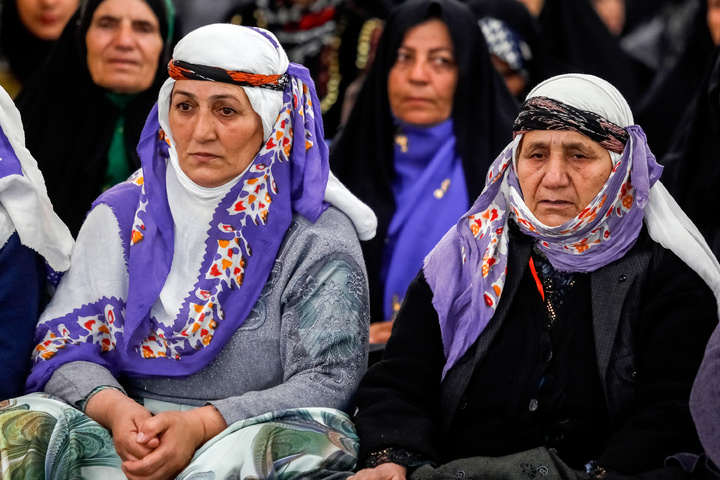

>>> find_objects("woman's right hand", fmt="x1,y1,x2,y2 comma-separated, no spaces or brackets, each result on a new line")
369,320,394,344
349,463,407,480
84,388,158,461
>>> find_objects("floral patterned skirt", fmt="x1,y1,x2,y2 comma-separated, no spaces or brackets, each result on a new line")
0,393,358,480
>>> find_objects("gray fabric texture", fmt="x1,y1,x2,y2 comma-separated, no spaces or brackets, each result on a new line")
691,316,720,469
410,447,587,480
44,207,370,426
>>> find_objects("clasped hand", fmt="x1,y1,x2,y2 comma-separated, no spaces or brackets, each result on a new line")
85,389,227,480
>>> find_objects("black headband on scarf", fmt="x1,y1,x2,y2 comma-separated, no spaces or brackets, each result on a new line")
168,59,289,91
512,96,629,154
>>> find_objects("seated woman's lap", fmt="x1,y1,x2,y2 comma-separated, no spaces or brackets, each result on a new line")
0,393,359,480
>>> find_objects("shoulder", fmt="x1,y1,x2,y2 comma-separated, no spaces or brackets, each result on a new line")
90,171,144,237
591,228,713,302
270,206,367,297
92,171,144,212
282,206,364,259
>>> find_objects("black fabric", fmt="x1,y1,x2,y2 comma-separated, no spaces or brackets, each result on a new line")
328,0,517,323
443,268,609,470
537,0,653,110
0,0,60,84
466,0,554,99
353,231,717,474
0,232,45,401
623,0,677,35
634,0,715,160
661,46,720,257
410,447,587,480
225,0,396,138
15,0,176,236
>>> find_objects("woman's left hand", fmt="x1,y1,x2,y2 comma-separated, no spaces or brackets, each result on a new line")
121,406,228,480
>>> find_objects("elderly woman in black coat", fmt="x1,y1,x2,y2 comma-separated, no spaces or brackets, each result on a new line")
349,73,720,480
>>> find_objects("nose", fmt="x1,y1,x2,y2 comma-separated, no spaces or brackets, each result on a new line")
541,152,570,188
114,21,135,49
407,58,429,84
193,108,218,143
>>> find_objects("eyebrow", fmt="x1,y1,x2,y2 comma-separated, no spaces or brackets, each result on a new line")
172,90,242,102
523,140,594,151
398,45,454,55
94,14,158,29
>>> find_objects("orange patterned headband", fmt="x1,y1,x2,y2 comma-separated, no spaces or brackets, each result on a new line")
168,59,289,91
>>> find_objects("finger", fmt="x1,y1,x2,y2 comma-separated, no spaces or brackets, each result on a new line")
121,437,155,460
122,447,168,477
136,415,168,445
144,436,160,449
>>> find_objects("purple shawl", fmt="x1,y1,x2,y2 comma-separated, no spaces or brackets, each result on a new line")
423,126,662,378
27,63,328,390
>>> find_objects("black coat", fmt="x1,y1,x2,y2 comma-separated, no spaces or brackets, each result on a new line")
354,227,718,474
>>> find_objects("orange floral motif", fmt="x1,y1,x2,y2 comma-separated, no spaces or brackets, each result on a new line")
33,304,123,362
130,197,149,247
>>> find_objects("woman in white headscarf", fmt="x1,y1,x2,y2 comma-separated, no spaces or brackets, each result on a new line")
0,24,375,480
0,85,74,400
349,74,720,480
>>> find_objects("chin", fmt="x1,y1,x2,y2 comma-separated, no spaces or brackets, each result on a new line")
398,113,447,126
97,74,153,95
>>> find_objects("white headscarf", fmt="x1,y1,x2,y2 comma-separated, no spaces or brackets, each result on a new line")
156,24,376,239
527,74,720,310
425,73,720,377
0,86,74,272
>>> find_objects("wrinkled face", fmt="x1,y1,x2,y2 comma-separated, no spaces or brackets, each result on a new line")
85,0,163,94
516,130,613,227
169,80,265,188
387,19,458,125
17,0,79,40
709,0,720,46
591,0,625,36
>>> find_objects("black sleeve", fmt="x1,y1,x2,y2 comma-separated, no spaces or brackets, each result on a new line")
597,249,719,473
0,232,44,400
353,269,446,464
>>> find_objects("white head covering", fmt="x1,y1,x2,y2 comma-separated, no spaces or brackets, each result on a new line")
156,24,376,239
526,74,720,309
424,73,720,378
0,86,74,272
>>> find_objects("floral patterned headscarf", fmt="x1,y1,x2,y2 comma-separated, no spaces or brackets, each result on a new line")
28,24,331,388
424,74,720,378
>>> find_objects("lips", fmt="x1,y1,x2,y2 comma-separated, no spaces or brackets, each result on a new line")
39,14,60,25
107,58,141,67
190,152,220,162
404,97,432,104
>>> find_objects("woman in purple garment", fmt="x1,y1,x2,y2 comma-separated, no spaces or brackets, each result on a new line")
329,0,518,344
349,74,720,480
0,23,375,480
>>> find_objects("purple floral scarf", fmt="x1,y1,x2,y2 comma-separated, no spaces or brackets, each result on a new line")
424,124,662,378
27,63,328,389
